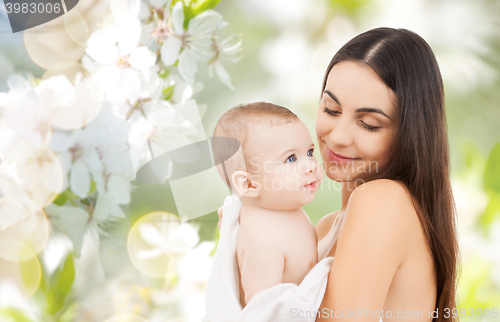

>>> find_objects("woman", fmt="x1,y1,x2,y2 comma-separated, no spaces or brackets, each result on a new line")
313,27,459,322
218,27,460,322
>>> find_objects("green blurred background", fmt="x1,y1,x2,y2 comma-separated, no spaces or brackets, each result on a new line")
0,0,499,320
190,0,500,312
130,0,500,313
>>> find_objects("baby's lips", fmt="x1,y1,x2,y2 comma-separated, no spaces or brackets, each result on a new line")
303,180,315,186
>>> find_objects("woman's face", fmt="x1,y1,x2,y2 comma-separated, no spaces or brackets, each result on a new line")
315,60,399,183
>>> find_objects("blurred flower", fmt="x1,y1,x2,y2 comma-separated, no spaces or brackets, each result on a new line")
36,73,103,130
0,93,51,147
0,137,62,207
88,0,141,63
127,100,201,174
162,74,204,104
0,280,39,320
111,69,164,123
89,48,157,104
161,2,222,83
136,219,199,259
207,34,242,90
0,0,241,317
45,204,91,257
85,0,158,105
138,0,171,23
92,174,131,222
176,241,215,321
0,161,23,201
50,129,102,198
5,74,37,100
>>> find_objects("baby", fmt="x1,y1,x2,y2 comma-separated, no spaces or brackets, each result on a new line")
212,102,323,308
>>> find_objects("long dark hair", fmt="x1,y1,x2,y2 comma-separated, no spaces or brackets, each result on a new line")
321,27,460,322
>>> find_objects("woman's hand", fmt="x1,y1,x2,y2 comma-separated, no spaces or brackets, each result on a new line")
218,206,223,231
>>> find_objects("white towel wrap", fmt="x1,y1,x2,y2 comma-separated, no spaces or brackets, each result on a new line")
203,195,334,322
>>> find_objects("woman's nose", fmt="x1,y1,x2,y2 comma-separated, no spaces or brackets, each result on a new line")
329,116,354,147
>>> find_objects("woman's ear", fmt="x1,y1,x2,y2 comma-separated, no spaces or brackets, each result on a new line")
231,170,260,199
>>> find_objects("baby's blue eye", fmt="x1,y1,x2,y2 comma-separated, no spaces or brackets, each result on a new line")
307,149,314,157
285,154,297,163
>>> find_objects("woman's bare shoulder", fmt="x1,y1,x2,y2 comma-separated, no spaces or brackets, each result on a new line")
350,179,415,211
344,179,420,254
315,210,341,241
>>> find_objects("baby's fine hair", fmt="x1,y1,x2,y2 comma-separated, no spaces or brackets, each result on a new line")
212,102,299,187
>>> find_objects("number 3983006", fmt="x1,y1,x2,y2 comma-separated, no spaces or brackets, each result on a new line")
5,2,61,14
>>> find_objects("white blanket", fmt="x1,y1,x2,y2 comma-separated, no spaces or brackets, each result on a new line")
202,195,334,322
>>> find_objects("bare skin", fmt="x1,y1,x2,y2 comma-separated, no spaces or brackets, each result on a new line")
218,179,436,320
312,60,437,321
315,179,436,322
230,120,323,307
218,60,438,321
237,205,318,307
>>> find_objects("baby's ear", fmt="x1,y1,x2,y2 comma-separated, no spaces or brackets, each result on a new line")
232,170,259,199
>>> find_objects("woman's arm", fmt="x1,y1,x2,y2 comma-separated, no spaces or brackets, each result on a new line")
316,179,416,322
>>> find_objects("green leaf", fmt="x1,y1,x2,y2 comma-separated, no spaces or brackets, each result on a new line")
161,85,176,100
158,68,171,79
192,0,221,15
64,188,79,201
177,0,221,28
89,180,97,195
463,141,485,170
53,193,68,206
479,192,500,233
53,253,75,297
327,0,369,13
0,308,34,322
19,255,41,296
46,253,75,315
33,263,51,312
183,4,195,29
58,302,79,322
33,253,76,317
483,143,500,194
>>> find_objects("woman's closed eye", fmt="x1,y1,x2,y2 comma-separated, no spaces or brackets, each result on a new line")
323,106,339,116
323,106,381,132
360,121,380,132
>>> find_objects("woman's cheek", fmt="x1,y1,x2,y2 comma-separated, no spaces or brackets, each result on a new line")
315,113,329,137
363,138,391,167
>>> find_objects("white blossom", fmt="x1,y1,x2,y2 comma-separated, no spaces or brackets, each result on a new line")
36,73,103,130
161,2,222,84
136,218,199,260
207,34,243,90
49,129,103,199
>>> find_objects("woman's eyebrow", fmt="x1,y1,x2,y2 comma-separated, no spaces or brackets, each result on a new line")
323,90,341,105
323,89,392,121
356,107,392,120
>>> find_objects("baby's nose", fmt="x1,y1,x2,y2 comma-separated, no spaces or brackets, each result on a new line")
303,158,318,173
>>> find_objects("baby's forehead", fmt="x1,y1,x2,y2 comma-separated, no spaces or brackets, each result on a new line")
245,119,307,154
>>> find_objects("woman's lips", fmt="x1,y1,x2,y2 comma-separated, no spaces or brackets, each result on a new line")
327,148,361,164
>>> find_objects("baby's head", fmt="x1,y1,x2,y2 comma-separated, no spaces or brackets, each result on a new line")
213,102,323,211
